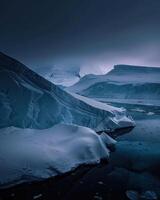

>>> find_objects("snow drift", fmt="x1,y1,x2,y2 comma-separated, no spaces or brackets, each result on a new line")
0,124,110,187
0,53,134,132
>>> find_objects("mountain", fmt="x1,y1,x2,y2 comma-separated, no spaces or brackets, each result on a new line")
0,52,134,132
67,64,160,105
45,65,81,87
105,64,160,83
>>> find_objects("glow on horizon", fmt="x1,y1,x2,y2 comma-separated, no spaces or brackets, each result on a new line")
79,54,160,77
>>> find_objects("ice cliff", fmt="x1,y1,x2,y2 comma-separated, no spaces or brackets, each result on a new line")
0,53,134,132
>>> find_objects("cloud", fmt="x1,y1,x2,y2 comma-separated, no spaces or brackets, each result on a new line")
0,0,160,74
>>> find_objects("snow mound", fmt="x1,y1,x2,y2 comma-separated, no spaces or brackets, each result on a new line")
0,124,110,188
0,52,134,132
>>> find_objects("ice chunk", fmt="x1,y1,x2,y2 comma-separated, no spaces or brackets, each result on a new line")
0,124,110,187
100,132,117,151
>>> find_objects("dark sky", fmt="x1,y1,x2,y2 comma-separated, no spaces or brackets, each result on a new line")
1,0,160,74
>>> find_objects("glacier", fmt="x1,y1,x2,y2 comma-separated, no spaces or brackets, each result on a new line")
0,52,134,132
0,52,135,187
67,64,160,105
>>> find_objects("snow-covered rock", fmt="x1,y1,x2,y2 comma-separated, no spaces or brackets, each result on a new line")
45,65,81,87
0,52,135,132
67,65,160,104
0,124,110,188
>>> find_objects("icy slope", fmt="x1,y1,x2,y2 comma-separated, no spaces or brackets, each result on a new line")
45,65,80,87
80,82,160,101
67,65,160,103
0,52,134,132
67,73,104,93
0,124,110,187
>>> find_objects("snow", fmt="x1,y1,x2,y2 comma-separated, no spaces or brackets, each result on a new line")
67,65,160,104
0,52,135,132
79,82,160,101
0,52,136,188
67,73,102,93
100,132,117,150
68,92,135,131
0,124,110,188
106,64,160,84
43,64,110,87
44,65,80,87
94,98,160,107
70,92,123,113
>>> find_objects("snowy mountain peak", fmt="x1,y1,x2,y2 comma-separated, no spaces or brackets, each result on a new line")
45,65,81,87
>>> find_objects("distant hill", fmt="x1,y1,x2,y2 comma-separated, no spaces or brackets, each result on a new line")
67,64,160,105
